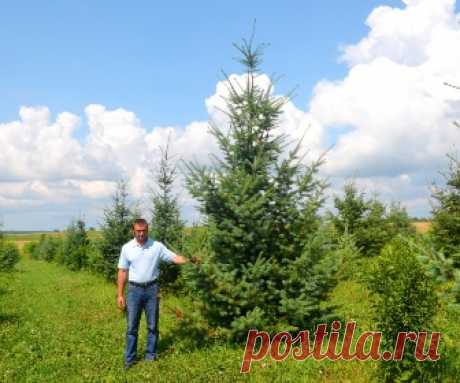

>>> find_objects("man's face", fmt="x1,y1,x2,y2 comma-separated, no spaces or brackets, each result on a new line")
133,223,148,245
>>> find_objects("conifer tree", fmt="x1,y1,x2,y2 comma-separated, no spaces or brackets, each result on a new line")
185,37,336,340
150,142,184,287
0,242,20,272
367,237,441,382
0,222,20,272
386,201,415,238
99,180,135,281
431,154,460,266
62,218,89,270
332,182,368,235
332,182,413,257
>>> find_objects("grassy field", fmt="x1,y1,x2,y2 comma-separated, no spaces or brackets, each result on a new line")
4,231,101,250
0,252,387,382
1,234,458,382
4,231,64,240
412,221,432,234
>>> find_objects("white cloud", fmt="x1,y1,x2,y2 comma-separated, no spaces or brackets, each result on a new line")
309,0,460,215
0,106,86,181
341,0,457,67
79,180,116,199
0,75,322,228
145,122,217,166
84,104,147,177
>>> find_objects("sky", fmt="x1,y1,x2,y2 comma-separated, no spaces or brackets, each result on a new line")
1,0,460,230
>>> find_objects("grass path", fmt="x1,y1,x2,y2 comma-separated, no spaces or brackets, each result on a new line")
0,254,378,382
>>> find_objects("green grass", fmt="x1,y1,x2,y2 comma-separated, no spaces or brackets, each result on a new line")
1,251,457,382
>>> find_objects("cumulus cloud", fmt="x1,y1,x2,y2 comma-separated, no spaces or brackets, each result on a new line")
309,0,460,216
0,106,86,182
84,104,146,174
0,73,321,228
341,0,458,67
79,180,116,199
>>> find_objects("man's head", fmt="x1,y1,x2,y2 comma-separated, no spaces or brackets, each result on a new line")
132,218,148,245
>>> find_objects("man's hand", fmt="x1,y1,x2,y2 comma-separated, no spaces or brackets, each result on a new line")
172,254,202,265
117,295,126,310
190,255,202,264
117,268,127,311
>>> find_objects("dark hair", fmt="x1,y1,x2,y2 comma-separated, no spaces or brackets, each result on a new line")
132,218,148,228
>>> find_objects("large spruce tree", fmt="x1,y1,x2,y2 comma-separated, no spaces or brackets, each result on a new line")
185,38,337,340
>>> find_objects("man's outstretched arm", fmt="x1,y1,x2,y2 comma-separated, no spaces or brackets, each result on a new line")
172,254,200,265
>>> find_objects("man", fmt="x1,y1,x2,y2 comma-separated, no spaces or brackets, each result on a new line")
117,218,193,369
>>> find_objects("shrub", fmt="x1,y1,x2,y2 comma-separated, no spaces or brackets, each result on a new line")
86,242,105,274
386,202,416,238
0,242,20,271
401,235,460,378
366,237,442,382
431,154,460,266
332,231,361,280
32,235,62,262
332,182,414,258
61,219,89,271
23,241,38,259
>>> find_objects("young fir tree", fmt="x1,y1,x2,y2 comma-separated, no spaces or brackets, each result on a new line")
150,142,184,287
0,242,20,272
332,182,413,257
332,182,368,235
366,237,442,382
99,180,135,281
62,218,89,271
385,201,415,238
185,38,337,340
431,154,460,267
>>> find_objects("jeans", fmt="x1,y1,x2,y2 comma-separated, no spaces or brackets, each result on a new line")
125,283,159,365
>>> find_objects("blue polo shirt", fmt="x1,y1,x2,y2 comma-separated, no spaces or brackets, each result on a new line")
117,238,176,283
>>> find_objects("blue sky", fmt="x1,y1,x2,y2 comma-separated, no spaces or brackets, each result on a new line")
1,0,402,129
1,0,460,230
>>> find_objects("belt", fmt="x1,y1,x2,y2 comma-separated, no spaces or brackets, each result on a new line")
128,279,157,288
